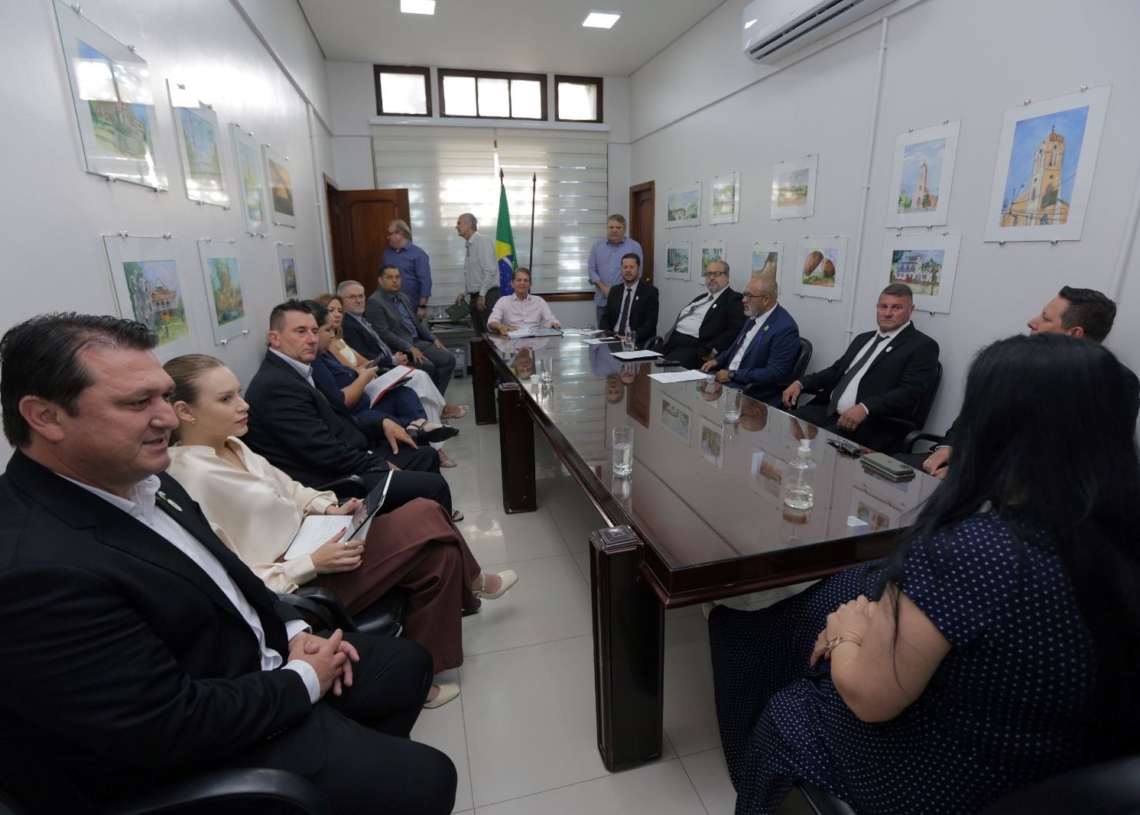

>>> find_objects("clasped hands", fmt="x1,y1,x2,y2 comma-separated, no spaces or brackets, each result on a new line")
781,382,868,430
699,360,735,383
289,629,359,699
809,595,877,667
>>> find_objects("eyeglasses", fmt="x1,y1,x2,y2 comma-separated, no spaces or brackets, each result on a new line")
741,292,768,300
706,270,728,277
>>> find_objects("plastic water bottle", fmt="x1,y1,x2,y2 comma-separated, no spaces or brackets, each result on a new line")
783,439,816,510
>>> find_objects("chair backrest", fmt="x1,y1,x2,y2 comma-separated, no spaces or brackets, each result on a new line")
791,338,813,383
910,361,942,430
981,754,1140,814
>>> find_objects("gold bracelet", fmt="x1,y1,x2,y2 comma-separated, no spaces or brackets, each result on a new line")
824,634,862,659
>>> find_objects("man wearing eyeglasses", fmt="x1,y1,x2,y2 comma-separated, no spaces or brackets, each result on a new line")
660,259,745,369
700,275,800,407
381,220,432,321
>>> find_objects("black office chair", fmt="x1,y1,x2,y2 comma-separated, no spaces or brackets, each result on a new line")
980,754,1140,814
744,337,813,401
280,586,410,637
877,362,943,451
645,335,665,353
0,765,333,814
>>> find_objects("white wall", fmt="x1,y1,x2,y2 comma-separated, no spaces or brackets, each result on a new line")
631,0,1140,436
0,0,336,458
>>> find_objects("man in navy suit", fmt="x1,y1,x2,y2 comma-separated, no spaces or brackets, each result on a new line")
700,276,800,407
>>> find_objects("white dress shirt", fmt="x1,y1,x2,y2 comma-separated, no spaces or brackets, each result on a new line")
488,292,558,329
728,304,777,372
674,288,727,338
270,348,315,388
835,320,912,414
61,473,321,703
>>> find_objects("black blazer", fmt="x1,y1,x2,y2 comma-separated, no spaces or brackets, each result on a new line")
0,452,312,807
666,288,745,355
799,323,940,421
244,351,389,486
600,281,660,346
342,312,392,363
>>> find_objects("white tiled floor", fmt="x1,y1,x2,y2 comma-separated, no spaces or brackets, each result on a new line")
414,377,815,814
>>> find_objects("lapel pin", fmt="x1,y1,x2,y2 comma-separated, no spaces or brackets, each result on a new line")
763,324,770,331
157,491,183,512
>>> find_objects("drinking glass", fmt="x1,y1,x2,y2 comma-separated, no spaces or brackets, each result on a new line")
621,338,636,354
539,355,554,383
612,425,634,477
723,388,743,422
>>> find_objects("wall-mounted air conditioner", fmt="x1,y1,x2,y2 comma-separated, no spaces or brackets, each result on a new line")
743,0,894,64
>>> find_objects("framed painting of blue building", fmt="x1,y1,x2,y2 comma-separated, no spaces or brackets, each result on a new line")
53,1,167,189
984,86,1111,242
880,233,962,314
885,120,960,229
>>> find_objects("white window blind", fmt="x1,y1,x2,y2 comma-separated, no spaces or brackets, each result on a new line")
371,125,608,300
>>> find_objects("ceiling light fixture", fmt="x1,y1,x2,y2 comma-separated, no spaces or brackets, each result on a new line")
400,0,435,15
582,10,621,29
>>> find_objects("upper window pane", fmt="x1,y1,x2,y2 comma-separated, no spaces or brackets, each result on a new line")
477,77,510,118
511,80,543,119
379,72,428,115
442,75,477,116
557,82,597,121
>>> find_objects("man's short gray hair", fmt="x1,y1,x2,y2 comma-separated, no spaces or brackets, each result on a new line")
389,219,412,240
459,212,478,231
336,280,364,296
607,214,627,226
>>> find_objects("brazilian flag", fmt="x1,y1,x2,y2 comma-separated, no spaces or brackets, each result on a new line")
494,179,516,295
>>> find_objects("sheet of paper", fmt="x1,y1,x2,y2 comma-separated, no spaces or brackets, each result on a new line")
561,328,604,336
612,350,662,360
581,338,607,345
649,369,709,383
363,365,414,407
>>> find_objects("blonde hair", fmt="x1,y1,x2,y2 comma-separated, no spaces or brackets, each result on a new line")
162,354,226,443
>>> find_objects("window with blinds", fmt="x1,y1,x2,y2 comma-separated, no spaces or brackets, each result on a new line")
371,125,608,301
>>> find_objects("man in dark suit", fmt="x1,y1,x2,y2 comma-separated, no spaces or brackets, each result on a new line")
783,284,940,454
366,265,456,394
915,285,1140,476
599,253,659,347
339,279,393,360
700,275,800,406
660,258,745,369
243,301,454,514
0,313,455,813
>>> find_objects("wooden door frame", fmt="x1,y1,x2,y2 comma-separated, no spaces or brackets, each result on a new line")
629,181,655,286
324,174,341,289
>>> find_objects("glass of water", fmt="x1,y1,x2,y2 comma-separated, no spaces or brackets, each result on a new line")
539,356,554,382
621,338,636,354
612,425,634,478
723,388,743,422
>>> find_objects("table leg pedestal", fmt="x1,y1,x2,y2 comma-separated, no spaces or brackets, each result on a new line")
590,526,664,772
470,337,497,425
497,382,536,513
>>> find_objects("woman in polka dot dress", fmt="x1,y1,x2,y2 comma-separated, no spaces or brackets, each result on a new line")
710,334,1140,814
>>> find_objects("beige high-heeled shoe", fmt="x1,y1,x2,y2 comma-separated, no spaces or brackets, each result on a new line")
474,569,518,600
423,682,459,709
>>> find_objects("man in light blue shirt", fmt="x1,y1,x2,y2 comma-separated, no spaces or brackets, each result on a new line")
588,214,643,327
381,219,432,321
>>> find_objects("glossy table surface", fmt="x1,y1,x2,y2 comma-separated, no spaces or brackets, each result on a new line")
481,334,940,606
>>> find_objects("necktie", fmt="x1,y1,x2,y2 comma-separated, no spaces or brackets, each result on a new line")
354,314,393,358
828,334,888,416
617,287,633,336
725,317,756,361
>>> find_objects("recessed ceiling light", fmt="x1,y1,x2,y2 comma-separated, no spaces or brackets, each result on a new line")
401,0,435,15
582,10,621,29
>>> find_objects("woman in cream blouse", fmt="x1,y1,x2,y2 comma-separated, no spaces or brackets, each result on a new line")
164,354,516,708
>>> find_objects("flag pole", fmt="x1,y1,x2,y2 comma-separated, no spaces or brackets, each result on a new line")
529,173,536,271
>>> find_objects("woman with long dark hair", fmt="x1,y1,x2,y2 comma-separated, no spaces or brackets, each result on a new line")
709,333,1140,813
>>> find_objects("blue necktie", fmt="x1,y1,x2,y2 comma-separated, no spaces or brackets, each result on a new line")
727,318,756,359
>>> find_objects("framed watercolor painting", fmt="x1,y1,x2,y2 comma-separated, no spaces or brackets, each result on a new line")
263,145,297,228
880,233,962,314
751,242,783,280
168,81,228,208
709,172,741,225
885,120,960,228
53,1,167,189
103,235,194,361
665,242,692,281
984,86,1111,242
794,237,848,300
770,155,817,220
277,243,299,298
666,182,701,228
700,241,726,279
231,124,266,235
197,240,248,345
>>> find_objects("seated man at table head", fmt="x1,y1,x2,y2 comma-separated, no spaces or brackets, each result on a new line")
365,265,456,395
487,267,561,334
0,312,454,813
920,285,1139,478
782,283,939,454
243,301,454,512
599,252,659,347
660,259,745,369
700,275,800,407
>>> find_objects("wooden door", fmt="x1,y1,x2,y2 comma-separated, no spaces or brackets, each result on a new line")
628,181,655,285
327,186,410,300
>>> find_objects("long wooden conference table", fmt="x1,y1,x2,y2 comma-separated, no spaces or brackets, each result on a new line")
470,334,938,772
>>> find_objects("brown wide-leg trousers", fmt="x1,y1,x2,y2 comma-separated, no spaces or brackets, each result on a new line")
310,498,482,674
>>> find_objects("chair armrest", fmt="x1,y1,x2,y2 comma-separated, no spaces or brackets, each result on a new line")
904,430,945,453
111,768,334,815
645,335,664,352
294,586,360,633
795,782,857,815
277,592,338,632
315,475,367,499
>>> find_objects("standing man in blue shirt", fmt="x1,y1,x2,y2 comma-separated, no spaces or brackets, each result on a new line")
382,219,432,322
588,214,643,328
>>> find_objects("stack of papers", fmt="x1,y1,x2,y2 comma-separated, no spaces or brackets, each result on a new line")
561,328,604,336
506,327,563,338
649,369,709,383
612,350,662,360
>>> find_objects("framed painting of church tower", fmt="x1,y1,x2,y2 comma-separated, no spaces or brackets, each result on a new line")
984,86,1111,243
885,121,960,228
